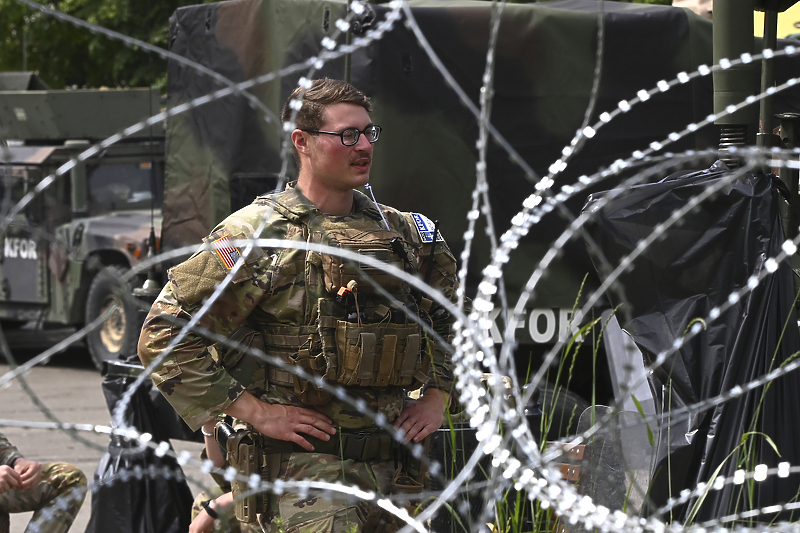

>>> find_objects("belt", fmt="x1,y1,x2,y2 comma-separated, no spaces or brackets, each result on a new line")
257,429,400,462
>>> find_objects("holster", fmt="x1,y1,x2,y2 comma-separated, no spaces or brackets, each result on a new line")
225,428,269,523
393,434,431,495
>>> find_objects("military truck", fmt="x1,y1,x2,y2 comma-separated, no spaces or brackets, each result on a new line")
0,72,163,370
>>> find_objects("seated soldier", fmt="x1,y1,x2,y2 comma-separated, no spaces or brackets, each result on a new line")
0,431,86,533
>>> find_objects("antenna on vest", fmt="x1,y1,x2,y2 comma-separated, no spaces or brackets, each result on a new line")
424,220,440,284
364,183,390,230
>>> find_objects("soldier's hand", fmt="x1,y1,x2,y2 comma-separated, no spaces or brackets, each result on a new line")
14,458,42,490
189,493,233,533
226,391,336,452
393,388,447,443
0,465,21,493
255,403,337,451
188,508,217,533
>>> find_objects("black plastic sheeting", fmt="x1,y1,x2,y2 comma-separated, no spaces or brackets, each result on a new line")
85,355,195,533
583,163,800,522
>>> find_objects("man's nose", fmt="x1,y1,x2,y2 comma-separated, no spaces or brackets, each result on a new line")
354,132,373,149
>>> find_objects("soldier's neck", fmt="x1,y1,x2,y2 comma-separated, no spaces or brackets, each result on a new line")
296,176,354,216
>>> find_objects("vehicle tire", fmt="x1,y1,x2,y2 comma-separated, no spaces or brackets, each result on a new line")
85,265,139,371
537,383,591,440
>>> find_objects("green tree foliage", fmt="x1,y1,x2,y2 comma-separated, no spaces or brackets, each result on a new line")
0,0,209,89
2,0,671,89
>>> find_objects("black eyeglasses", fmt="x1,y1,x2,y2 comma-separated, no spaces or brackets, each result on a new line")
302,125,381,146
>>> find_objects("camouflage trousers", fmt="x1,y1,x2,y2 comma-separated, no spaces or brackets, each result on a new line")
191,486,262,533
0,462,87,533
259,453,417,533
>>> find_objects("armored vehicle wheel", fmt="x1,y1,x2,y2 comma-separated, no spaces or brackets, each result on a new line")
85,265,138,371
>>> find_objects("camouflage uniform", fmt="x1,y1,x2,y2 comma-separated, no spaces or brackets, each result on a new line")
0,432,87,533
139,184,458,532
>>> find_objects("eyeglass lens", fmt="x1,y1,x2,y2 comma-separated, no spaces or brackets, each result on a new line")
342,126,380,145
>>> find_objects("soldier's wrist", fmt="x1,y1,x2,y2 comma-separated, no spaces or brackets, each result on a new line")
422,386,450,408
201,499,219,520
6,456,22,468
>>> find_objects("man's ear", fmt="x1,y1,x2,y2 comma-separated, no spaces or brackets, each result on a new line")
291,130,310,155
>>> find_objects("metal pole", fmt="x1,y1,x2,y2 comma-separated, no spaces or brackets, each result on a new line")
759,10,778,139
713,0,759,168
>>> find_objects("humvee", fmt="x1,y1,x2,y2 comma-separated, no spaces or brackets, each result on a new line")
0,72,163,369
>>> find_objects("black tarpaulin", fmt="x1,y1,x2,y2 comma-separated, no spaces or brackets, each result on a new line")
85,357,195,533
583,163,800,522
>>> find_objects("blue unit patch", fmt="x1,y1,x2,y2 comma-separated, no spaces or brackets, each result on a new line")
411,213,440,243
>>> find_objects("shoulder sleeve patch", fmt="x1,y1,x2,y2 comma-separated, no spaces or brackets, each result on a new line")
203,229,267,272
205,230,243,270
410,213,442,244
167,251,229,306
168,228,271,305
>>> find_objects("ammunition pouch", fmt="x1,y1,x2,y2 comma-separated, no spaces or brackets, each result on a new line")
248,299,431,404
334,320,426,388
288,336,333,405
318,299,430,390
221,313,431,404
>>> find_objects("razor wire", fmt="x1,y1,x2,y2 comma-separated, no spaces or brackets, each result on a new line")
2,0,800,532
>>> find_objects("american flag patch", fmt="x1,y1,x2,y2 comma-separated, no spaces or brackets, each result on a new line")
210,235,241,269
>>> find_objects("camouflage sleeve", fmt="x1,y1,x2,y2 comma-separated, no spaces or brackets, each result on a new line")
137,228,274,431
389,209,461,396
419,235,459,396
0,431,22,467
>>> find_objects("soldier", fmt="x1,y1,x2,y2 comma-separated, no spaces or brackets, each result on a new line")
0,431,87,533
139,78,459,532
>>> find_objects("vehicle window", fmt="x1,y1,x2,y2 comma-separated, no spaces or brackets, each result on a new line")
87,160,163,215
43,166,71,229
0,165,33,220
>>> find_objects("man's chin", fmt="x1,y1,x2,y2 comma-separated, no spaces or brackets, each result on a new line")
352,172,371,187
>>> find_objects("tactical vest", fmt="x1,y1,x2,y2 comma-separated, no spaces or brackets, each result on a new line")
223,195,432,405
